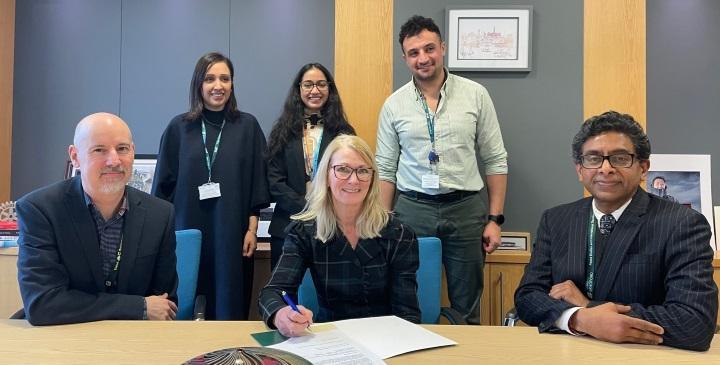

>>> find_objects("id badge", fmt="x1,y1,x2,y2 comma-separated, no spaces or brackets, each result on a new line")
421,174,440,189
198,182,221,200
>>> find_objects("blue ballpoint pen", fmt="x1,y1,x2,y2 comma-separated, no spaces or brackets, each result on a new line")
281,291,312,332
281,291,301,313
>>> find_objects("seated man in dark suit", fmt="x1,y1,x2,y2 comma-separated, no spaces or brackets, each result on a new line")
17,112,179,325
514,111,718,351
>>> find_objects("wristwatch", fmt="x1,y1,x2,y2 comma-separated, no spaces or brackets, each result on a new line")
487,214,505,226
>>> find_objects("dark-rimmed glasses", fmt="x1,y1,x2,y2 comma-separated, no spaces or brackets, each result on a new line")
300,80,330,91
580,153,636,169
332,165,373,182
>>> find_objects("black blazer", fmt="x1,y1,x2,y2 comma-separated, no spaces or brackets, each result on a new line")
267,130,344,238
17,176,178,325
514,189,718,351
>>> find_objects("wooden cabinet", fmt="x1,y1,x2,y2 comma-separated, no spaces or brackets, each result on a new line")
0,247,21,318
480,251,531,326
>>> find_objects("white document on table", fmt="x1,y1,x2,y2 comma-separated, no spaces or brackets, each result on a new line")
267,316,456,362
332,315,457,359
269,327,385,364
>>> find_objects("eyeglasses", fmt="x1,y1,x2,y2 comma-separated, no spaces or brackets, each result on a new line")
332,165,373,182
300,80,330,91
580,153,636,169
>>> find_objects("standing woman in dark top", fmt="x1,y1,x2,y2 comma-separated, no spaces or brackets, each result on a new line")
266,63,355,269
152,52,270,320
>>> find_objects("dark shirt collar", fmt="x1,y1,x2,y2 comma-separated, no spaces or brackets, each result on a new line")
84,190,129,220
202,108,225,125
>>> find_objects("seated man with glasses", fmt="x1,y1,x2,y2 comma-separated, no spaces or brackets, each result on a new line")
259,135,420,337
514,111,718,351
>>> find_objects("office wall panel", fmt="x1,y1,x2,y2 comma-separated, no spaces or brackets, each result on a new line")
12,0,121,197
393,0,583,235
647,0,720,206
335,0,393,150
0,0,15,202
11,0,334,198
229,0,335,137
584,0,646,125
120,0,230,154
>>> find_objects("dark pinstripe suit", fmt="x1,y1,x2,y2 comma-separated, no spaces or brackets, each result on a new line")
515,188,718,351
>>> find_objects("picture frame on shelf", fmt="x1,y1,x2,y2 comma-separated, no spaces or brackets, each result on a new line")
257,203,275,239
647,154,714,249
499,231,531,251
445,5,533,71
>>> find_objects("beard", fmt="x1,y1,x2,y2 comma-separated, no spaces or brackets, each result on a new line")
99,180,127,194
98,167,128,194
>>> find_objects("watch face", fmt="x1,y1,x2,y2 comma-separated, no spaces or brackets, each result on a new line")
489,215,505,225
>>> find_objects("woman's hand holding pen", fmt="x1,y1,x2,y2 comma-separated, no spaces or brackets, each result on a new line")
274,305,314,337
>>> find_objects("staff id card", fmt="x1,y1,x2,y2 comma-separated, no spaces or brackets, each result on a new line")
421,174,440,189
198,182,221,200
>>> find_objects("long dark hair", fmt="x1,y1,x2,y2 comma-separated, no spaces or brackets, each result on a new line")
185,52,240,121
267,63,355,158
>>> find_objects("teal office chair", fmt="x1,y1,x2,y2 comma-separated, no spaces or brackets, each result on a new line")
297,236,465,324
175,229,204,320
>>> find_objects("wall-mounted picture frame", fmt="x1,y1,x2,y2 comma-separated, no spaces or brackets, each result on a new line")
446,5,533,71
499,231,531,251
64,154,158,194
647,154,714,249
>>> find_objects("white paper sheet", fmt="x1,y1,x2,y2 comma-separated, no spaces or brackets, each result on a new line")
331,316,457,359
269,327,385,364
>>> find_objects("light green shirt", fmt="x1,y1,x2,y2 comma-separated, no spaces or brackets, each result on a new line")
376,72,508,194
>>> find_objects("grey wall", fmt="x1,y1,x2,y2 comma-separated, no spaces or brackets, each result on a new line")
394,0,584,235
647,0,720,207
11,0,334,198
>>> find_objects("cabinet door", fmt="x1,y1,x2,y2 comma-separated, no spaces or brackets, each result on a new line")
483,263,528,326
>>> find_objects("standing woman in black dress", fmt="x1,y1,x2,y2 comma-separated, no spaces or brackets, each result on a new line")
152,52,270,320
266,63,355,269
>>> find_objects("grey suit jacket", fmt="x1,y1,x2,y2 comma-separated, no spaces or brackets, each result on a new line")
515,188,718,351
17,176,178,325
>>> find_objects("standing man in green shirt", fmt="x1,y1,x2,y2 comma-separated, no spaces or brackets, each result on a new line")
376,15,508,324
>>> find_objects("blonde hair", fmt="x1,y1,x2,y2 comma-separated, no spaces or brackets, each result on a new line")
291,135,389,242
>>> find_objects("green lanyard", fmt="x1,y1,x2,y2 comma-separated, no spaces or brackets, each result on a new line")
105,235,123,291
201,119,225,182
419,94,439,164
585,212,597,299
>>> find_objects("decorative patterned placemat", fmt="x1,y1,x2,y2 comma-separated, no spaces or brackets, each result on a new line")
182,347,311,365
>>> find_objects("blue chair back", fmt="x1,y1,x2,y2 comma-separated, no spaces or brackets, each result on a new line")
296,236,443,324
416,236,442,324
175,229,202,320
297,269,319,314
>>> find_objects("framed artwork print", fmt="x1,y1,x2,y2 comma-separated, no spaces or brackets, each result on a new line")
446,6,533,71
647,154,714,249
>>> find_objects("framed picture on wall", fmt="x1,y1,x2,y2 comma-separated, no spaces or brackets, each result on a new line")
499,231,531,251
647,154,714,249
445,6,533,71
64,154,158,194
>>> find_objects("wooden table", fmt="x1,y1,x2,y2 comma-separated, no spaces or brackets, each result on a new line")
0,320,716,364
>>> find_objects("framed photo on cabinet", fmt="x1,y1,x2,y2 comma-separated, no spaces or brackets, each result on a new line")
499,231,531,251
647,154,714,249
